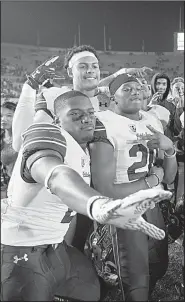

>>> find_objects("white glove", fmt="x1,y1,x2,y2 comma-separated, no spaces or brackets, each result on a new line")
90,188,172,240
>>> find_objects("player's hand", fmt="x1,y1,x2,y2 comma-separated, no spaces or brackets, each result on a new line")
148,165,164,183
115,67,153,78
26,56,63,90
91,188,172,239
137,125,174,155
127,66,153,78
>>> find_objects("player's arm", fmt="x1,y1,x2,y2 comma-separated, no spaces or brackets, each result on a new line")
89,141,162,199
30,157,102,216
21,118,104,218
158,148,177,185
144,125,178,185
12,56,61,152
12,83,36,152
29,152,169,240
98,66,153,87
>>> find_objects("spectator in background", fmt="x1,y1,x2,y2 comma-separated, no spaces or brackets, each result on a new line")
1,100,18,198
138,77,152,111
138,77,170,132
171,77,184,109
171,77,184,132
149,73,181,141
170,111,184,298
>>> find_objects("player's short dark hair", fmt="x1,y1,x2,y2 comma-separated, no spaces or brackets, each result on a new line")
54,90,89,115
64,45,99,69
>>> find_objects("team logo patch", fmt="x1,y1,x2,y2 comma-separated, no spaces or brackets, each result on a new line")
128,124,137,133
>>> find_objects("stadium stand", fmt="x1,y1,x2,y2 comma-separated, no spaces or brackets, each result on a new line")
1,43,184,100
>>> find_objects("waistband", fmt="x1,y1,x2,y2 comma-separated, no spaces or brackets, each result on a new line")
1,241,67,253
1,243,50,253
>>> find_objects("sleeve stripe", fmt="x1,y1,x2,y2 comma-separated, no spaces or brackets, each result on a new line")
23,140,66,151
23,125,61,136
21,122,67,183
23,135,66,145
22,122,60,130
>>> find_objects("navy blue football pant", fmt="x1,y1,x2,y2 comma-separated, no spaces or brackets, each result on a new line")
1,241,100,301
116,204,168,301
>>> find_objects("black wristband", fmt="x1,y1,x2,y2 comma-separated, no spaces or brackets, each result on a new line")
26,75,39,90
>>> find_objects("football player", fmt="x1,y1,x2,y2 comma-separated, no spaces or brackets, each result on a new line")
89,74,177,301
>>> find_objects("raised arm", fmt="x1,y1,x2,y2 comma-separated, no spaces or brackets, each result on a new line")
12,55,63,152
98,66,153,87
12,83,36,152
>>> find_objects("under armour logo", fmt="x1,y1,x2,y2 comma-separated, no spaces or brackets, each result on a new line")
13,254,28,264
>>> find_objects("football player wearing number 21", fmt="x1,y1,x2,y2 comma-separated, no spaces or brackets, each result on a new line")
89,74,177,301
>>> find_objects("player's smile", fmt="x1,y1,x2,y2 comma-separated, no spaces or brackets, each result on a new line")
131,97,141,102
84,76,97,80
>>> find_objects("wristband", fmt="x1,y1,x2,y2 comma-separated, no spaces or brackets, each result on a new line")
114,68,127,78
150,172,160,186
86,196,106,220
144,177,152,188
164,149,176,158
26,75,39,90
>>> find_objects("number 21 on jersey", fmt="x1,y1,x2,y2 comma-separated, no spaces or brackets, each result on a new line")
127,143,155,181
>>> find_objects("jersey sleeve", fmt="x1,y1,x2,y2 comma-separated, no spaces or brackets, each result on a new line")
21,123,67,183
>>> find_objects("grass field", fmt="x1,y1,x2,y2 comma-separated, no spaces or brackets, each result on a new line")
103,241,184,301
151,242,184,301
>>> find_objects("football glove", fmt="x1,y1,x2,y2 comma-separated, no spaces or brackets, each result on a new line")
91,188,172,240
26,56,63,90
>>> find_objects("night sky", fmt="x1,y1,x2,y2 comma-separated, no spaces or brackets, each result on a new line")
1,1,184,52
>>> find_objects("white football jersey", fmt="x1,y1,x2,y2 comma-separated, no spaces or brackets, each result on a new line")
1,127,91,246
96,110,163,184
